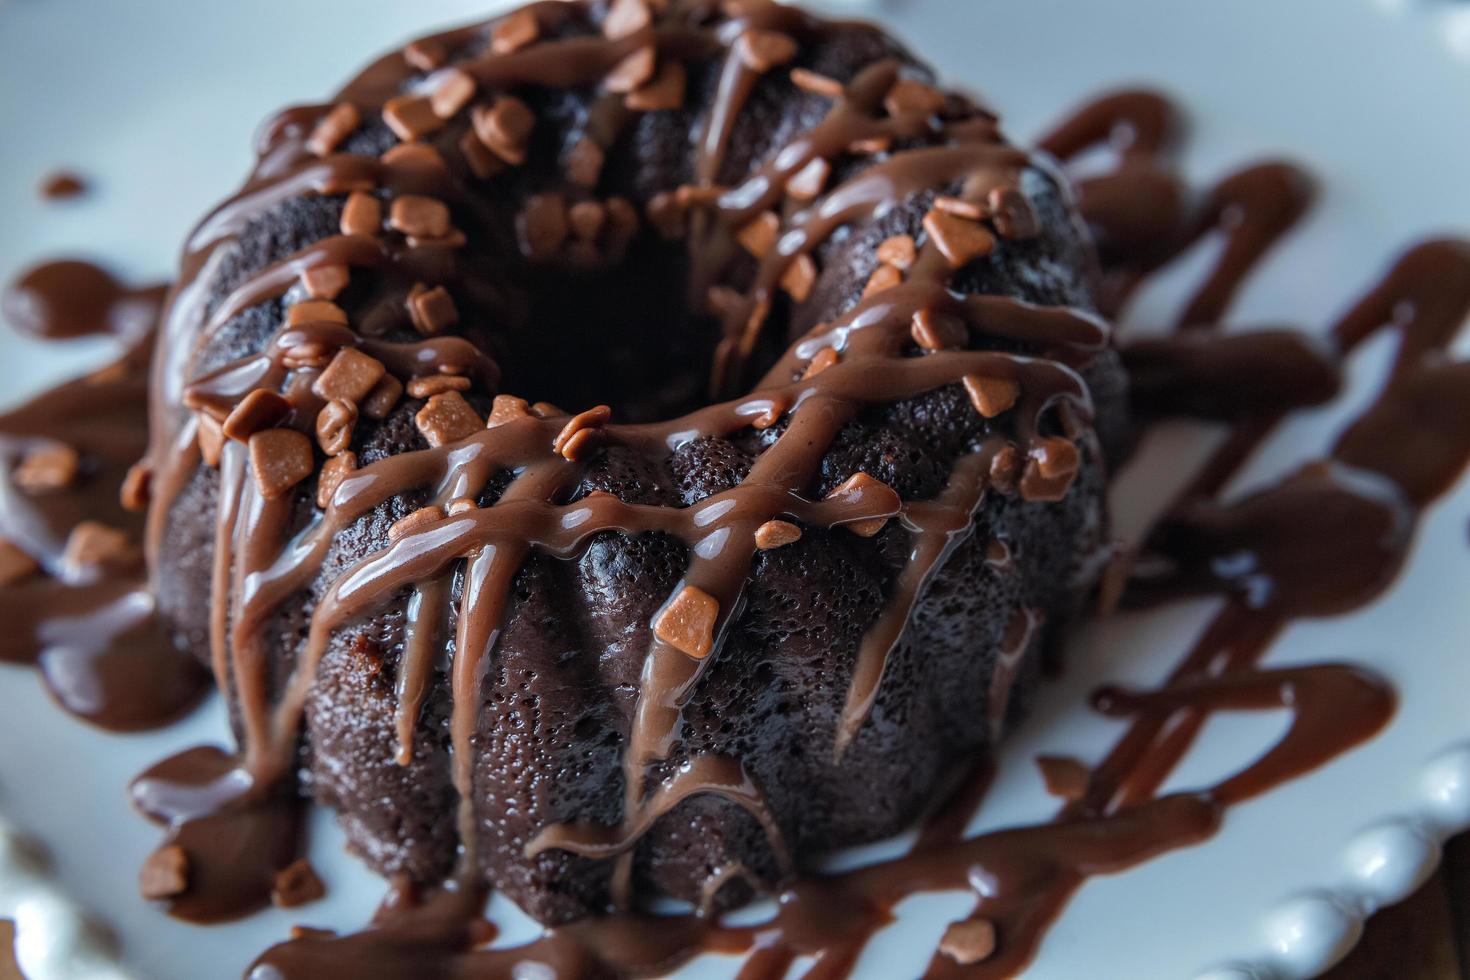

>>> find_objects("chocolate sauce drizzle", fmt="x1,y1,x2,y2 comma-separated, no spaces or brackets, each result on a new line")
0,3,1466,977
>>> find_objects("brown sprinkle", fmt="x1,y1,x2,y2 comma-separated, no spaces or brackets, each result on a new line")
933,195,987,221
923,209,996,268
389,195,452,240
962,374,1020,418
472,97,534,164
754,520,802,550
390,506,444,541
884,78,946,117
653,585,719,659
736,211,780,258
911,308,967,351
939,918,997,966
301,264,350,301
492,9,541,53
569,201,607,242
1036,755,1091,801
826,472,900,537
430,68,477,119
248,429,314,500
306,103,360,157
567,137,605,189
790,67,844,98
271,859,326,909
312,348,387,403
317,452,357,509
626,61,686,112
62,521,138,574
13,443,79,494
553,405,613,460
734,29,798,73
382,94,443,142
287,299,348,327
781,254,817,302
863,263,903,298
406,283,459,336
360,374,404,421
139,845,190,901
519,193,568,260
197,415,225,467
486,394,531,428
315,399,358,456
340,192,382,237
414,391,483,447
803,347,839,379
605,46,656,94
403,39,447,73
406,375,471,399
786,157,830,202
223,389,293,443
988,186,1041,239
603,0,651,39
0,539,38,586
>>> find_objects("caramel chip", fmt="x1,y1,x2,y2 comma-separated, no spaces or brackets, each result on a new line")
430,68,477,119
414,391,483,447
389,505,444,541
938,919,996,966
271,859,326,909
0,539,39,586
802,347,839,379
911,308,967,351
877,235,917,271
287,299,348,327
223,389,293,443
653,585,719,659
406,283,459,336
1018,436,1080,502
626,61,686,112
754,519,802,550
923,209,996,269
734,29,798,73
383,94,443,142
790,67,844,98
519,193,569,260
492,9,540,53
553,405,612,460
389,195,452,240
962,374,1020,418
987,186,1040,239
1036,755,1090,801
197,415,225,467
567,137,605,189
736,211,779,258
862,263,902,298
302,264,350,301
884,78,946,118
360,374,404,420
826,472,901,537
313,348,387,403
403,38,447,73
989,443,1021,495
605,46,656,94
340,192,383,238
472,97,535,165
139,845,190,901
486,394,531,429
317,451,357,509
407,375,471,399
315,399,358,456
248,429,315,500
781,254,817,302
603,0,651,39
62,520,139,574
307,103,360,157
13,443,79,494
786,157,829,202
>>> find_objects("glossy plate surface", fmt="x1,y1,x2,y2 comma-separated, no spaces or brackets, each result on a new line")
0,0,1467,976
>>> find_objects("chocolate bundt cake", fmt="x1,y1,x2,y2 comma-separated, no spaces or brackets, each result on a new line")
141,0,1126,923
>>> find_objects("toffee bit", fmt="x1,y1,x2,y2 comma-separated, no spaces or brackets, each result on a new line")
754,520,802,550
402,38,447,73
383,94,443,142
923,209,997,269
862,263,902,298
317,451,357,509
938,918,997,966
389,195,452,240
223,389,293,443
313,348,387,403
13,443,80,494
340,192,383,237
603,0,651,40
962,374,1020,418
491,9,540,53
781,254,817,302
790,67,845,99
487,394,532,428
360,374,404,421
877,235,917,270
553,405,613,460
315,399,358,456
287,299,348,327
271,859,326,909
736,211,779,258
406,375,472,399
139,845,190,901
429,68,477,120
306,103,360,157
414,391,483,447
406,283,459,336
1036,755,1091,801
653,585,720,659
0,539,39,586
826,472,901,537
248,429,315,500
301,264,350,301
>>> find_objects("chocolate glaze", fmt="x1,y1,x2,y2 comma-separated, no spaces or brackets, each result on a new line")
1,259,166,342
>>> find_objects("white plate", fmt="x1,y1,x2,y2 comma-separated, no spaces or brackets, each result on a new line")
1,1,1469,977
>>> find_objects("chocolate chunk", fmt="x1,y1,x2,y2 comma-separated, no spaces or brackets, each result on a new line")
13,443,80,494
653,585,719,659
223,389,293,443
754,520,802,550
139,845,190,901
271,859,326,909
313,348,387,403
248,429,315,500
414,391,483,447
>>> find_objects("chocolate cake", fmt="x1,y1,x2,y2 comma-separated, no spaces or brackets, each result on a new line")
140,0,1128,924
